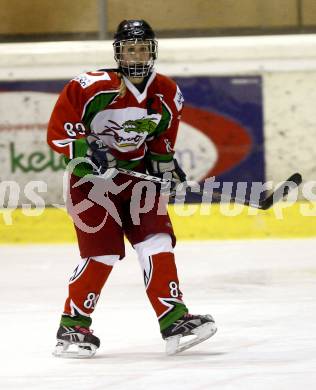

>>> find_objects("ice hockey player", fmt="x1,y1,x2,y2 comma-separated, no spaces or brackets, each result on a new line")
47,19,217,357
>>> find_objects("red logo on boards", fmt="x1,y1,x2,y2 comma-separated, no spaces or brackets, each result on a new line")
181,105,252,179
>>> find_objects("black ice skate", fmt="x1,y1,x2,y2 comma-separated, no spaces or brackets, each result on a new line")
161,314,217,355
53,325,100,358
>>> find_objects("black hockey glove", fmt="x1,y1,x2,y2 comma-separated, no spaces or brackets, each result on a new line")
86,134,117,175
148,158,187,184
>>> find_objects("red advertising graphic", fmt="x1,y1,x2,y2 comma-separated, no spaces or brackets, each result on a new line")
182,104,252,179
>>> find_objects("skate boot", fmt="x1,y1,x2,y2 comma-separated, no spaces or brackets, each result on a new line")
53,325,100,358
161,313,217,355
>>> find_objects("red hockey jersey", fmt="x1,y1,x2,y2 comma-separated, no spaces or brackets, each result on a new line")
47,70,184,175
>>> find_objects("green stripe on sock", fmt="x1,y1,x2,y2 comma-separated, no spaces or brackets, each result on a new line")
60,314,92,328
159,302,189,331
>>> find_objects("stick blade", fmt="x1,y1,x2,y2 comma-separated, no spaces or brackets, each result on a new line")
260,172,303,210
287,172,303,186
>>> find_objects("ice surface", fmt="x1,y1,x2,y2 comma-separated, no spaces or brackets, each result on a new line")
0,239,315,389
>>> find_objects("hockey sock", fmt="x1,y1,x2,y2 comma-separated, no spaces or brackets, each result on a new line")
61,256,115,327
145,252,188,331
135,234,188,331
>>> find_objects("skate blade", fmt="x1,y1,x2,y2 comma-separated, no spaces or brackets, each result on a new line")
165,322,217,356
53,341,97,359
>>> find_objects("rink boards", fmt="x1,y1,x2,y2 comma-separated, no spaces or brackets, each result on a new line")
1,202,316,244
1,36,316,243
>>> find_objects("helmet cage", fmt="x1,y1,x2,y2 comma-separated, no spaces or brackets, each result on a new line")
113,38,158,78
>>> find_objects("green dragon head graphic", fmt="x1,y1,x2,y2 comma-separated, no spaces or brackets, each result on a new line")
123,118,157,135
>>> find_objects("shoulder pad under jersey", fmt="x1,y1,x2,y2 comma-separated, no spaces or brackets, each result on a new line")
72,70,114,89
155,73,184,112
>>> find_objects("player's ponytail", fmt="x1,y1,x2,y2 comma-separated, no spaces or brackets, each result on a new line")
117,72,127,98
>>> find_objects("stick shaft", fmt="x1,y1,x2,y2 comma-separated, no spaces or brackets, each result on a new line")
115,168,302,209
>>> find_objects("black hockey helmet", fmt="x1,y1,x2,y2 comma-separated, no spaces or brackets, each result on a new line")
114,19,156,42
113,19,158,78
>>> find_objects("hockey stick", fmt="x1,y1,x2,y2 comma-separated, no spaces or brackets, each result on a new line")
114,168,302,210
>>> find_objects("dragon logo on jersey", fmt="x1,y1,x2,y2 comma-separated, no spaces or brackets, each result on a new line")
123,118,157,135
100,118,158,148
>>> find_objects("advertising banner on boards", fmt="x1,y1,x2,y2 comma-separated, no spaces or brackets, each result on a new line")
0,76,264,205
